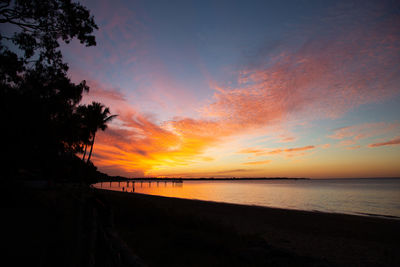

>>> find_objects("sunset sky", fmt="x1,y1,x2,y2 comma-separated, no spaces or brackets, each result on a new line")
63,0,400,178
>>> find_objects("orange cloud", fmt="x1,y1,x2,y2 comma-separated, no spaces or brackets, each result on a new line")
238,145,315,158
368,137,400,148
238,148,264,154
83,2,400,177
346,145,361,150
284,146,315,153
90,105,247,176
243,160,272,165
267,149,284,155
157,168,260,178
278,136,296,143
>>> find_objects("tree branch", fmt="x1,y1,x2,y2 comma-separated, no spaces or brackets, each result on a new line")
0,3,10,10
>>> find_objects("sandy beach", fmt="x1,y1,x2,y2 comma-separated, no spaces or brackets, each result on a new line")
5,184,400,266
96,189,400,266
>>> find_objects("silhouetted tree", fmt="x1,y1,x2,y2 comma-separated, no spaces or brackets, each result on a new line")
0,0,115,180
0,0,97,70
76,104,91,162
83,102,117,163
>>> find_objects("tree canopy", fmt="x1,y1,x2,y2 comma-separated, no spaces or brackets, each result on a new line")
1,0,114,181
79,102,117,163
0,0,97,70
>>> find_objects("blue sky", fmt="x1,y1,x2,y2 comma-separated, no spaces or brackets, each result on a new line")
61,0,400,177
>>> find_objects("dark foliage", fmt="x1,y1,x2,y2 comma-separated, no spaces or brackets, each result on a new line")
0,0,112,181
78,102,117,163
0,0,97,70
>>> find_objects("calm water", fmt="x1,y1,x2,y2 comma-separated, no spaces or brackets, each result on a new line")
93,178,400,218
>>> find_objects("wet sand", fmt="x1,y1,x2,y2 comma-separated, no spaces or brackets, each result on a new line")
96,189,400,266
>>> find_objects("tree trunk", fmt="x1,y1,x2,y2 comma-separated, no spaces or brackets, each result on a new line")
82,144,88,161
87,133,96,164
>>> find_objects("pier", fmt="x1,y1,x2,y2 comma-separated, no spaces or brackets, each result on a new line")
96,179,183,192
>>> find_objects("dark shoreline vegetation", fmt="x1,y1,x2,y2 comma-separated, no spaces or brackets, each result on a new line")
1,0,116,184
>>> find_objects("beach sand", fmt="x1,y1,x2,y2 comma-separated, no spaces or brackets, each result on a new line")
96,189,400,266
5,184,400,266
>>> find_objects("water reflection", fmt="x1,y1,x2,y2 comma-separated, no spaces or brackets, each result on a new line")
93,179,400,218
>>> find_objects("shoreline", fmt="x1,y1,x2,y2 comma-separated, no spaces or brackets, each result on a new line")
99,177,311,182
93,183,400,221
140,192,400,220
95,187,400,266
96,187,400,223
99,177,400,182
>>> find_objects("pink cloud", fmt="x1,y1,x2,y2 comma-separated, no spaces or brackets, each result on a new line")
66,70,132,114
339,139,357,146
278,136,296,143
204,5,400,126
83,79,126,102
368,137,400,148
321,144,331,149
329,122,400,147
132,61,205,117
62,0,148,83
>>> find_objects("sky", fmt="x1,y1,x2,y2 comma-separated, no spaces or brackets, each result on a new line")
62,0,400,178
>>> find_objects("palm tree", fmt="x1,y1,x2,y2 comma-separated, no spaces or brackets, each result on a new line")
76,105,91,161
83,102,117,164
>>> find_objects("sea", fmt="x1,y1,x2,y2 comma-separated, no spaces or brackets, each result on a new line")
93,178,400,219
